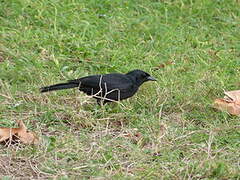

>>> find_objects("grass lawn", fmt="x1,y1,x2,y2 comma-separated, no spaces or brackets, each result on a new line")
0,0,240,179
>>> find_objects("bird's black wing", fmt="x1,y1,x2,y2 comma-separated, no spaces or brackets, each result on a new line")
69,73,135,96
100,74,138,100
101,73,135,92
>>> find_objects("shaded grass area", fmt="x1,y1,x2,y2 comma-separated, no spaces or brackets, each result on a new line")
0,0,240,178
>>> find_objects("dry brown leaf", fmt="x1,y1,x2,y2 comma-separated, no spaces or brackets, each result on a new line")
224,90,240,104
214,90,240,115
153,61,174,70
0,120,39,145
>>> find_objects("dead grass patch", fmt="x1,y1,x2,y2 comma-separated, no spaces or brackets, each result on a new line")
0,155,50,178
0,51,7,63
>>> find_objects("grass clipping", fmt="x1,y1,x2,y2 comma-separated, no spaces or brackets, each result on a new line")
214,90,240,115
0,120,39,145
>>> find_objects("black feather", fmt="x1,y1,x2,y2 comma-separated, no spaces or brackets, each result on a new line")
40,69,156,103
40,82,78,93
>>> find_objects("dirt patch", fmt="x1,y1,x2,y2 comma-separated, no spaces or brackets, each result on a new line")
0,156,49,179
0,54,4,63
0,50,10,63
164,112,185,127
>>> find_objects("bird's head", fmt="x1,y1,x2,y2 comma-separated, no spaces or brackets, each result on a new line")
126,69,156,86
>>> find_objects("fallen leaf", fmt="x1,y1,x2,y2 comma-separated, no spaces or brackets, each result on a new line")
153,61,174,70
224,90,240,104
214,90,240,115
122,130,142,144
0,120,39,145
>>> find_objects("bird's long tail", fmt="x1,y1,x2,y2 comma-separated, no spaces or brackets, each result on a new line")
40,81,79,93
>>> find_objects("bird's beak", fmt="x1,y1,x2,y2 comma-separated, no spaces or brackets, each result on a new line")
147,76,157,81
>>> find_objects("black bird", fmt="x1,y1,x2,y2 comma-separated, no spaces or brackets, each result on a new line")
40,69,156,104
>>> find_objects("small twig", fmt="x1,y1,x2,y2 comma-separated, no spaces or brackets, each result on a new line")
174,130,207,141
0,93,12,100
206,131,214,159
87,75,125,106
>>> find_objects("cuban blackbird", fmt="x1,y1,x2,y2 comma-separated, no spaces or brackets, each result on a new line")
40,69,156,103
